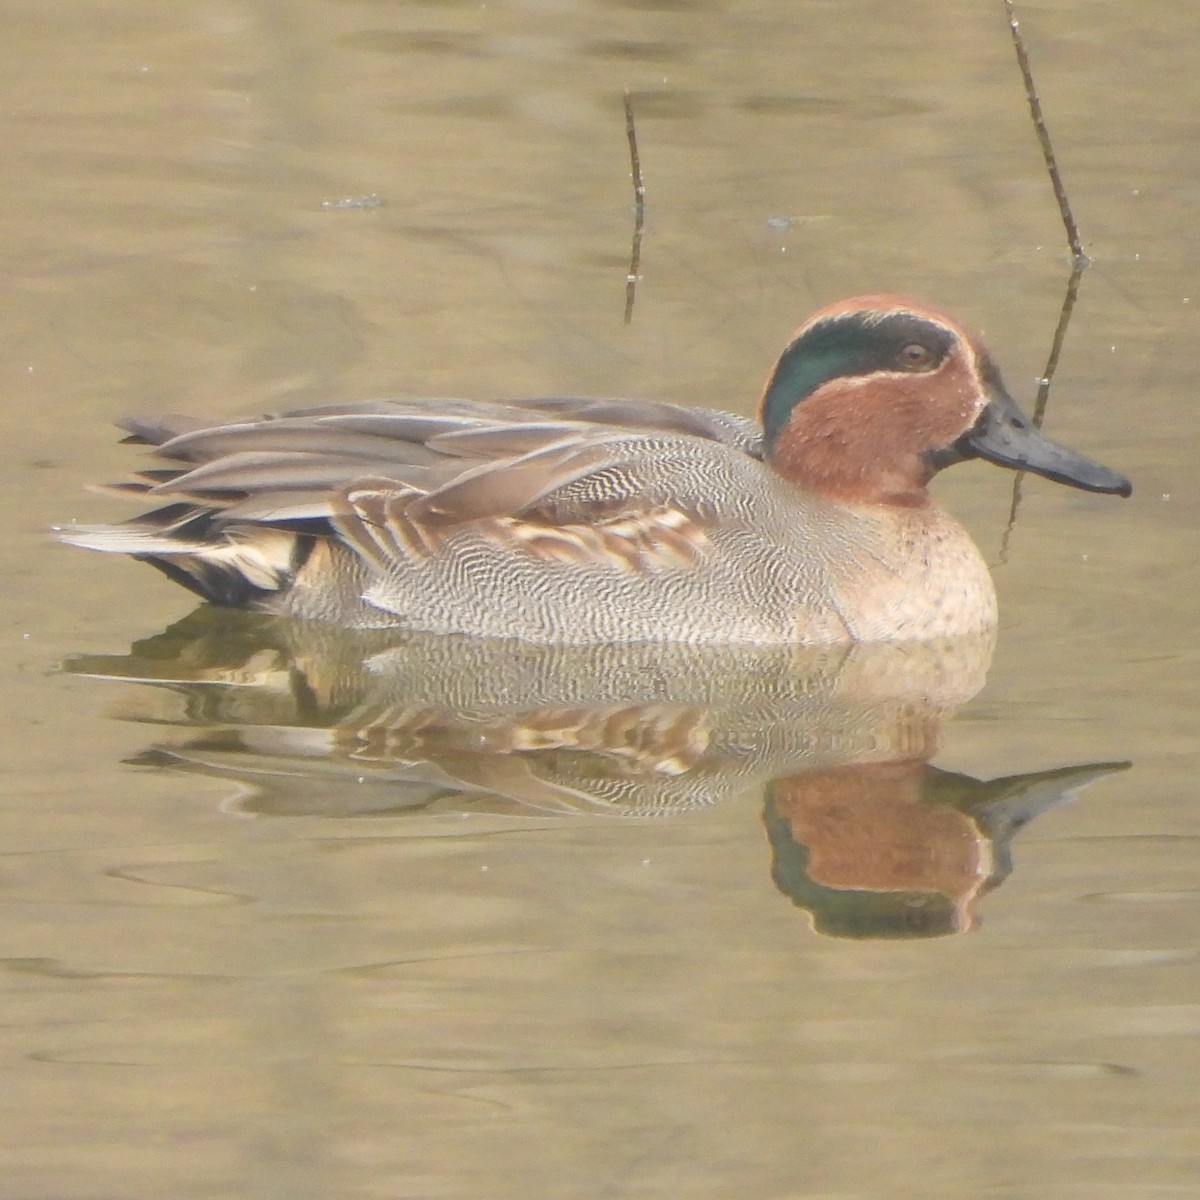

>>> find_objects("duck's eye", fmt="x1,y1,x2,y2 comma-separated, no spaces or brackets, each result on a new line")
897,342,935,371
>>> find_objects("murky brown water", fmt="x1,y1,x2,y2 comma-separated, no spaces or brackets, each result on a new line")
3,1,1198,1197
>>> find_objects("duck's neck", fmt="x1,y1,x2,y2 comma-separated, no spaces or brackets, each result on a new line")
767,405,935,509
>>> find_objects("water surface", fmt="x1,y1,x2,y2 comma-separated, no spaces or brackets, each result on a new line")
2,1,1198,1197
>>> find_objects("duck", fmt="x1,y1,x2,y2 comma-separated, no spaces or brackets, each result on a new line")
59,295,1130,644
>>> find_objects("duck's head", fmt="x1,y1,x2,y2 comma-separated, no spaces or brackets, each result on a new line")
759,296,1131,507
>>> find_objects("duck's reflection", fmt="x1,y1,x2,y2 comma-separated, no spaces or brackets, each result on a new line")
66,608,1126,938
765,760,1121,938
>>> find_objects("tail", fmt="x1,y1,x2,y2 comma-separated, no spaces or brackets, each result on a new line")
56,511,312,608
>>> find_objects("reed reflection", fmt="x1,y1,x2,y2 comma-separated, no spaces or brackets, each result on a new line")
66,608,1125,938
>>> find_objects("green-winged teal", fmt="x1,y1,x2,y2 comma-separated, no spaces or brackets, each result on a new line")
60,296,1130,643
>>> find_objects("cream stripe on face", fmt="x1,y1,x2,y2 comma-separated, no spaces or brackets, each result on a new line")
850,301,994,426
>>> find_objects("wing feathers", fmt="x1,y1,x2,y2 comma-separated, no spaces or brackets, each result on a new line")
148,451,430,496
70,396,752,598
408,438,615,526
155,421,445,467
425,422,594,457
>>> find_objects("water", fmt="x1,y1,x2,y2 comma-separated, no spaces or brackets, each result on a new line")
2,1,1198,1196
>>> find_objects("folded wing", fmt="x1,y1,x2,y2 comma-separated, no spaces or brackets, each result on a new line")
59,397,763,608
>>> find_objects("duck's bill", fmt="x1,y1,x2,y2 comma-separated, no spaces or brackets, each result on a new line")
965,391,1132,497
